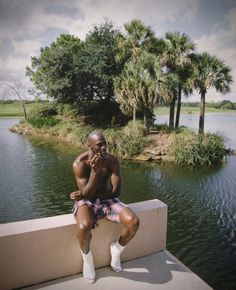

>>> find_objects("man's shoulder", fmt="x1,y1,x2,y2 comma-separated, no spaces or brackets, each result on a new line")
106,153,119,165
73,151,89,167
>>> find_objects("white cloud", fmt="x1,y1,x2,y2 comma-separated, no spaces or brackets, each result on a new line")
194,9,236,102
69,0,199,39
12,40,41,56
5,55,30,72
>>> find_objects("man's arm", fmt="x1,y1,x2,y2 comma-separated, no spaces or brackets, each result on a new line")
72,155,102,200
99,157,121,200
110,157,121,197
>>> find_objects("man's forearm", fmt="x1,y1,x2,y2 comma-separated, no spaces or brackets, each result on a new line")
82,170,100,199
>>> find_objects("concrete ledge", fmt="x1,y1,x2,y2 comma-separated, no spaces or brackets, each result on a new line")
0,199,167,290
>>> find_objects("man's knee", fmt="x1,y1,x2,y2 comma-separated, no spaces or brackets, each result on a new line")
77,219,94,232
122,211,140,231
130,214,140,231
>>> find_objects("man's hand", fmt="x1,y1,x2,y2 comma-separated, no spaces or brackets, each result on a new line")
90,153,102,173
70,191,83,201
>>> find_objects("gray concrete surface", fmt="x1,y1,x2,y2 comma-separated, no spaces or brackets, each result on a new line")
22,250,213,290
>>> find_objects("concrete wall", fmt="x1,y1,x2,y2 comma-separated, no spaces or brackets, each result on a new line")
0,199,167,290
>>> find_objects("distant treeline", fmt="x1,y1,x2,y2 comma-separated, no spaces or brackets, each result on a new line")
1,99,235,110
0,100,47,104
182,100,236,110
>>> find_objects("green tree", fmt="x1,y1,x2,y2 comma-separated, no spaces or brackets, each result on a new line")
189,52,232,134
79,21,122,102
26,34,82,104
26,22,124,125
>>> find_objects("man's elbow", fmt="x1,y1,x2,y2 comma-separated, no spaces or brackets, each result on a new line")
81,189,95,200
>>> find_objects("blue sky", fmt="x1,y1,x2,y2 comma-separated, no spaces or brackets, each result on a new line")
0,0,236,102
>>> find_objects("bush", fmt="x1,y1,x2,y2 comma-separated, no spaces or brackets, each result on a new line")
104,121,152,157
56,103,79,119
172,131,226,166
27,102,60,128
29,102,58,117
75,100,128,127
27,116,60,128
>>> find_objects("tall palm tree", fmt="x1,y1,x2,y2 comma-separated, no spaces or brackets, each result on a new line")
162,32,195,128
189,52,232,134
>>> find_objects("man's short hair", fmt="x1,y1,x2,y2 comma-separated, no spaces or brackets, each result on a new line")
88,131,105,143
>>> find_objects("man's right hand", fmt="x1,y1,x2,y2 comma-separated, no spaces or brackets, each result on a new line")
90,153,102,173
70,191,83,201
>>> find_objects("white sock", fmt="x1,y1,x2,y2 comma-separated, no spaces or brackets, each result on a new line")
81,251,96,283
110,241,125,272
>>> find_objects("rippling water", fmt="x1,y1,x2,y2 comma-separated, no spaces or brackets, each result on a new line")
0,117,236,290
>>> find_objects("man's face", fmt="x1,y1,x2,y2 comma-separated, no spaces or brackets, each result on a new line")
90,135,107,157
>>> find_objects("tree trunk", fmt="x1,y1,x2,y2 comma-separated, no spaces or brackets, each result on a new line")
21,100,27,120
198,90,206,134
133,106,136,122
143,109,149,135
169,93,176,129
175,85,182,128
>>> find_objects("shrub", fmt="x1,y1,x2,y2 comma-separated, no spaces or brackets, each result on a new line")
56,103,79,119
27,116,60,128
27,102,60,128
104,121,152,157
172,131,226,166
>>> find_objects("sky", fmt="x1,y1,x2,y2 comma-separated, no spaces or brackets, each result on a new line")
0,0,236,102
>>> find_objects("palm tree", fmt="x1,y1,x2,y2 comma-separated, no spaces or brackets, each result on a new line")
189,52,232,134
114,52,164,131
162,32,195,128
116,19,156,63
114,62,140,122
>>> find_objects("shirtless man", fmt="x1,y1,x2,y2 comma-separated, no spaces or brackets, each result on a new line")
70,131,139,283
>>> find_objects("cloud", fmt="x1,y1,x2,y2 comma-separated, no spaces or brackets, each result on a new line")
12,40,41,56
68,0,199,39
194,8,236,102
1,0,235,102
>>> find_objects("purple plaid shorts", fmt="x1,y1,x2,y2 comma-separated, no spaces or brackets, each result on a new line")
73,198,127,223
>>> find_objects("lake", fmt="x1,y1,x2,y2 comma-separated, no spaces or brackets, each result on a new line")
0,115,236,290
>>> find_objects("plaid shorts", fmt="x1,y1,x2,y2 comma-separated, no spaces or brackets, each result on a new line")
73,198,127,223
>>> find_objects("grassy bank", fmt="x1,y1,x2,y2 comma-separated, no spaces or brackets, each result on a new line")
0,102,39,117
1,101,236,117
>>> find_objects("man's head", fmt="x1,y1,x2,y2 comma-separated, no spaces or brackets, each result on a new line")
88,131,107,156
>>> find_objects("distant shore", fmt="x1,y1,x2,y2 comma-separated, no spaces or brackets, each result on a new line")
1,101,236,118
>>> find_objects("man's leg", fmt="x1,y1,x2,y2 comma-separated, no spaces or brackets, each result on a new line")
110,207,139,272
75,205,96,283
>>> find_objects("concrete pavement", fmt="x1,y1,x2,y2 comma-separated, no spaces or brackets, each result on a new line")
22,250,213,290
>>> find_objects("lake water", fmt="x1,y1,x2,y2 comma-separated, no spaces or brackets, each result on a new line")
0,116,236,290
155,112,236,149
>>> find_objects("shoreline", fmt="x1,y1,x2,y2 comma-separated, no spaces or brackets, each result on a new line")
9,122,175,163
